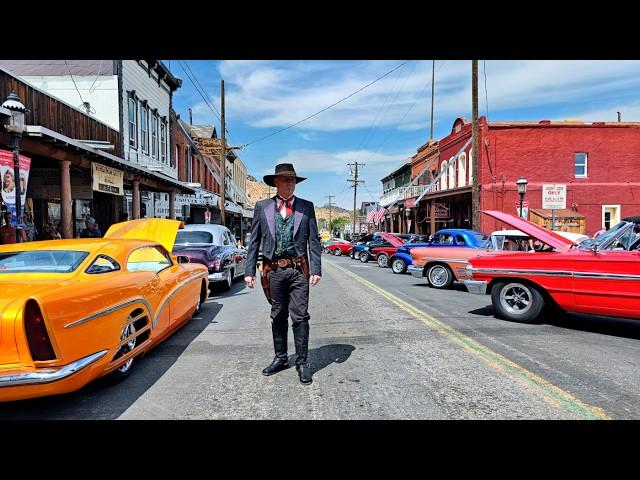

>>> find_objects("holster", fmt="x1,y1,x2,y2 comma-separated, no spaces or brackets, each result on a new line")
295,255,311,280
260,262,273,305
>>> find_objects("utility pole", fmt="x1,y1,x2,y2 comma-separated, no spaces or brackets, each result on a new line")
471,60,480,230
325,194,335,234
347,162,365,240
430,59,435,140
189,107,193,125
220,79,226,227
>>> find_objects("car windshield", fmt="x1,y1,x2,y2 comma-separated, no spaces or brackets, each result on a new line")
0,250,89,273
474,233,489,243
175,231,216,245
580,222,637,250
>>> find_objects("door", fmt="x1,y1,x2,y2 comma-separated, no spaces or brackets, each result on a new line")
127,245,179,333
573,250,640,318
602,205,620,231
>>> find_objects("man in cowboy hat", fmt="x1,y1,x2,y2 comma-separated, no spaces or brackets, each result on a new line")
245,163,321,385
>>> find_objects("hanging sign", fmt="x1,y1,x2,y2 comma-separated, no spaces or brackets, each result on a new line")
92,162,124,196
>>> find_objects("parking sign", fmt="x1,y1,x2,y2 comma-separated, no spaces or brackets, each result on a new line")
542,184,566,209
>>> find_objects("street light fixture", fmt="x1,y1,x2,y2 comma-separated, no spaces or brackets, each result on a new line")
516,176,528,219
2,91,27,242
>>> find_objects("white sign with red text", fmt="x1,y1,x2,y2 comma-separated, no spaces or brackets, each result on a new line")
542,184,566,210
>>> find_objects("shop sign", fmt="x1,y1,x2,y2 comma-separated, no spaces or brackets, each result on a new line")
434,203,450,218
92,162,123,196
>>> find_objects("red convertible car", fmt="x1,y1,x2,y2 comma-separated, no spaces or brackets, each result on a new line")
464,210,640,323
325,239,353,256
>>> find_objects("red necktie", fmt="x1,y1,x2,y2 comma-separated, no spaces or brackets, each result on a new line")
278,195,294,218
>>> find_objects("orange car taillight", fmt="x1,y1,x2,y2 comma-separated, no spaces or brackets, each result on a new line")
24,301,56,361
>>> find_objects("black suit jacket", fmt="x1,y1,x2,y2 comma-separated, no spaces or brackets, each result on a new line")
246,196,321,277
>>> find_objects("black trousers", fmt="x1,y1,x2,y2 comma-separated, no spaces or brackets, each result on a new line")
268,266,310,366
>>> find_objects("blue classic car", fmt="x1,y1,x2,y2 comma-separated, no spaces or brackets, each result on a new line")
388,229,487,274
350,233,419,260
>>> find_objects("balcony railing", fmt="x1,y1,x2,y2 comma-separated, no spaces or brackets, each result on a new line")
380,184,435,207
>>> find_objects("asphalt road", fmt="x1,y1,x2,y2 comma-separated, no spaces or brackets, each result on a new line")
2,252,640,419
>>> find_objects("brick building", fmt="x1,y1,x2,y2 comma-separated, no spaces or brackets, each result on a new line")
406,117,640,236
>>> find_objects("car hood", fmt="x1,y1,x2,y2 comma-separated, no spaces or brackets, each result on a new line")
105,218,184,253
377,232,405,247
482,210,575,251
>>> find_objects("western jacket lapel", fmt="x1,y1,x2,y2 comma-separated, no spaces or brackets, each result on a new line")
293,199,304,237
264,199,276,240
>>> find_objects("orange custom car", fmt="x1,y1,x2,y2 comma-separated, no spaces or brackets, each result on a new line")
408,225,575,289
0,219,208,402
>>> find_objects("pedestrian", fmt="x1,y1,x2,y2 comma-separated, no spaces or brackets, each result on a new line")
244,163,322,385
0,211,26,243
22,213,38,241
79,217,102,238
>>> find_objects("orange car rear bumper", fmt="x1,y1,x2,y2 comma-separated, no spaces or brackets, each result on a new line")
0,350,109,403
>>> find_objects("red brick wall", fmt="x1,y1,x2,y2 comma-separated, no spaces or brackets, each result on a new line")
478,122,640,235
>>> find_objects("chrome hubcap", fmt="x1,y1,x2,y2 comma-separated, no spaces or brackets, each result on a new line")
429,266,449,287
117,321,136,373
500,283,533,315
379,256,388,267
392,260,404,273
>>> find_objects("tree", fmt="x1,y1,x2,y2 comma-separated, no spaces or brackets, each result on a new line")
330,216,349,236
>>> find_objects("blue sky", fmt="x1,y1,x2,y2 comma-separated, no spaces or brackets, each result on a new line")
169,60,640,210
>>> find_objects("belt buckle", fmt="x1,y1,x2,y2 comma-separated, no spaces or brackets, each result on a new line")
277,259,288,268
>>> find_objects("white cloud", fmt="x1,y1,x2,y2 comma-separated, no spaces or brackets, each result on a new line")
188,60,640,134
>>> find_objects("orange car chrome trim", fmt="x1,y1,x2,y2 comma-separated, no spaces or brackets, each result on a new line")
153,273,207,327
0,350,108,387
64,298,154,329
471,268,573,277
421,258,470,264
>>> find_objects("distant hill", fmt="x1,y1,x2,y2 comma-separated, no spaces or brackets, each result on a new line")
246,175,352,226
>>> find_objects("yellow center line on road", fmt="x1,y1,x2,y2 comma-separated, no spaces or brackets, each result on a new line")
326,259,611,420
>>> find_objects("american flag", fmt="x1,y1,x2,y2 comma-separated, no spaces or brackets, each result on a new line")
366,203,387,225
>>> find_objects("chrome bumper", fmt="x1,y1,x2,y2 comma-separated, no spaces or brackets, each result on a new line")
0,350,108,388
408,264,424,278
463,280,488,295
209,271,228,282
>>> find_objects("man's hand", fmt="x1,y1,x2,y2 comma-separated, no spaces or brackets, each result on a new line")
310,275,321,286
245,276,256,288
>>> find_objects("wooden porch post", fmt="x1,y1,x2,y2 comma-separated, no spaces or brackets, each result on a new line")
169,190,176,219
132,178,141,219
60,160,73,239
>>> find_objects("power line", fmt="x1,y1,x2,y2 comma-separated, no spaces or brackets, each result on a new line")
241,60,413,149
64,60,86,107
353,60,412,157
178,61,238,147
180,60,222,121
89,60,105,93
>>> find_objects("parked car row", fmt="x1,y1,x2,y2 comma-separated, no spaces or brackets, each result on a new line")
333,212,640,327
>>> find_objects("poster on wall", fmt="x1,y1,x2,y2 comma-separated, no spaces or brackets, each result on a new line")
0,149,31,226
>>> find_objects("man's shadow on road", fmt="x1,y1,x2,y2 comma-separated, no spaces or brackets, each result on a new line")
288,344,355,376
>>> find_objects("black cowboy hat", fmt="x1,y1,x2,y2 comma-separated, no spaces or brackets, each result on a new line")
263,163,306,187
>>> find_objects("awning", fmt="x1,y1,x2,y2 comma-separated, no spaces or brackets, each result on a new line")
23,125,196,194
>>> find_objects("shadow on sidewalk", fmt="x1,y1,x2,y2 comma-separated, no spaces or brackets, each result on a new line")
289,343,355,375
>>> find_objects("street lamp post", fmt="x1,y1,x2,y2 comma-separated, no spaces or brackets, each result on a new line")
516,176,528,219
2,92,27,242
